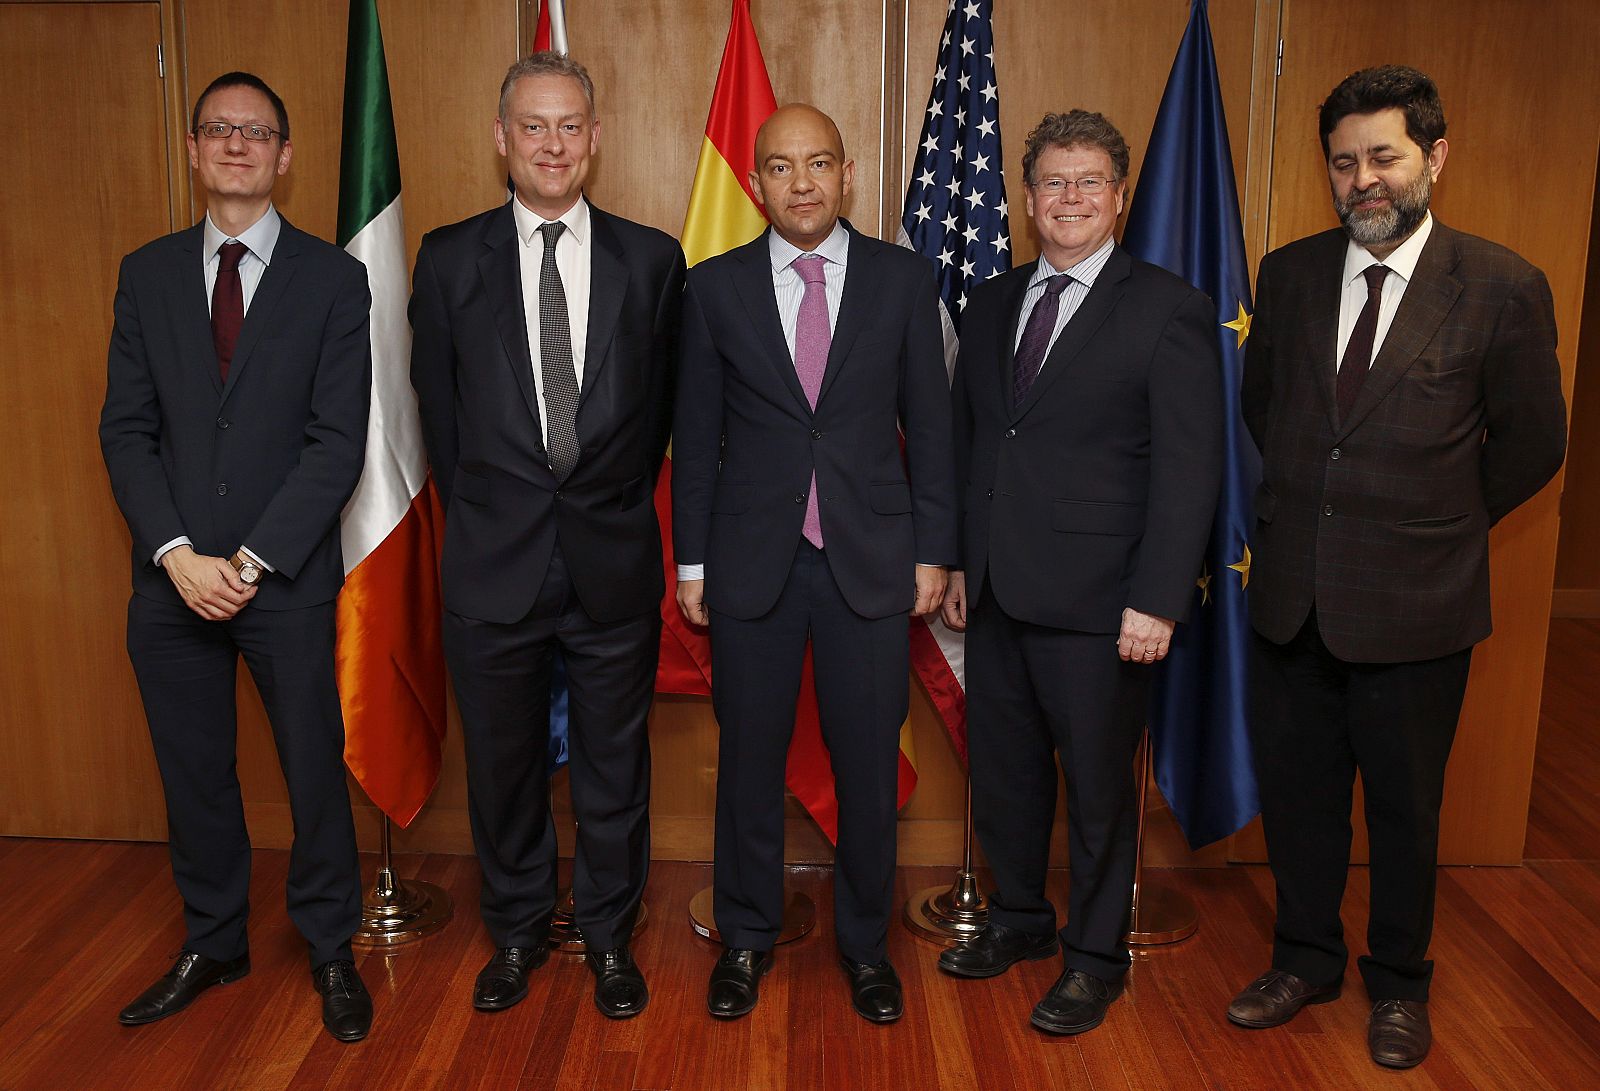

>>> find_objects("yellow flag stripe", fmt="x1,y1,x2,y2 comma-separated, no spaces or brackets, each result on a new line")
681,137,768,268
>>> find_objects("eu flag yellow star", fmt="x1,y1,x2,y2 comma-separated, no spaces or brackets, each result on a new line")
1227,543,1252,589
1222,302,1252,348
1196,565,1213,606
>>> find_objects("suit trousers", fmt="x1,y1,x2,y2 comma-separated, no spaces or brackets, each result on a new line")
709,541,908,964
126,593,360,968
445,541,657,952
967,593,1148,982
1250,612,1471,1001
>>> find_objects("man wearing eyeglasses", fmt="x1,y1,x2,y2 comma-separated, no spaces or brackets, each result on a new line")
938,110,1221,1037
100,71,374,1042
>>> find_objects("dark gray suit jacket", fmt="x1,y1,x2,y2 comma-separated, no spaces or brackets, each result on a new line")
100,218,372,611
1241,220,1567,662
409,201,685,625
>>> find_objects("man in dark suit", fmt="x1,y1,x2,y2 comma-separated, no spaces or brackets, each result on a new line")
937,110,1222,1037
1228,66,1567,1069
100,72,374,1042
673,104,955,1024
409,53,684,1020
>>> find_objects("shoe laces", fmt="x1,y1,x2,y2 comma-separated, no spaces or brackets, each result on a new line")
318,959,359,995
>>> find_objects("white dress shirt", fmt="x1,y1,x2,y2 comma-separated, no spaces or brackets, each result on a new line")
513,194,593,452
1013,236,1116,362
1336,212,1434,370
154,207,283,570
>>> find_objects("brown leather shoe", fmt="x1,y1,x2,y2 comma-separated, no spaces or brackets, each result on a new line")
1368,999,1430,1068
1226,969,1341,1028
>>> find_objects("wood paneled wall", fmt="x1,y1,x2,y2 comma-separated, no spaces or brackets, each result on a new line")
2,0,1595,870
1554,183,1600,615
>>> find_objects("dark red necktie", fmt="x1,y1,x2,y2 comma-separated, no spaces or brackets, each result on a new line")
1336,264,1390,423
212,241,248,382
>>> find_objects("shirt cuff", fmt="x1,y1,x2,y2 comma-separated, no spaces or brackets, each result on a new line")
916,563,946,569
154,536,192,567
239,545,275,573
677,564,705,582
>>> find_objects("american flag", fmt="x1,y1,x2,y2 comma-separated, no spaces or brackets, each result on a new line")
899,0,1010,760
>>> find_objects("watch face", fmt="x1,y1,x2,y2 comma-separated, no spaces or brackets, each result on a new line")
240,562,262,585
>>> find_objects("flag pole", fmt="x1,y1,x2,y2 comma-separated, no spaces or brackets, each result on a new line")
1126,728,1198,945
904,777,988,944
354,813,452,947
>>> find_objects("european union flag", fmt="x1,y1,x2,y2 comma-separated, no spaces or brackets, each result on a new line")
1121,0,1260,848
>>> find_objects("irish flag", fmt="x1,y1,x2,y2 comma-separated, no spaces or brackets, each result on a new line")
335,0,448,828
668,0,918,840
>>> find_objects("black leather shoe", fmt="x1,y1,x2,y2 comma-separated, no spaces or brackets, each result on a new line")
586,944,649,1019
1368,999,1430,1068
473,946,550,1012
1030,968,1124,1036
937,922,1059,979
118,951,250,1026
707,947,773,1019
1226,969,1341,1029
840,956,903,1024
313,959,372,1043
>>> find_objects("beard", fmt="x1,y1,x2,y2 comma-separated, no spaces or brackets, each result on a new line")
1334,168,1432,248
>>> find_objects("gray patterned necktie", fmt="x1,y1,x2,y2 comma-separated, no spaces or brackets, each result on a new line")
537,221,581,479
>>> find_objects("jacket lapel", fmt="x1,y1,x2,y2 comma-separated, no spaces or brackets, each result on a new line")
1303,230,1349,433
816,223,871,406
1337,223,1462,438
992,266,1031,410
580,206,628,405
1011,247,1130,421
731,231,812,417
477,204,543,453
173,224,224,400
219,220,300,405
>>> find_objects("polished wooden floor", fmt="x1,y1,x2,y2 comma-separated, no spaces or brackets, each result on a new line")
2,621,1597,1091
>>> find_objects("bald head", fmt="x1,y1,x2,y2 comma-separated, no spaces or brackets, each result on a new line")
750,103,854,251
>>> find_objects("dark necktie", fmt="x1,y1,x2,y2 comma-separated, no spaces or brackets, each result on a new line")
792,254,830,549
537,221,581,479
1012,274,1072,409
212,241,248,382
1336,264,1391,423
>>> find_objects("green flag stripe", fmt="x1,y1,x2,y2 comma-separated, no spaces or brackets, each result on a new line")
337,0,402,247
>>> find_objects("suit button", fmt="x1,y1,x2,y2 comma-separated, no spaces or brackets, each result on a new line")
554,491,563,501
1330,448,1340,460
217,484,228,496
986,489,993,498
1323,504,1334,516
811,429,823,440
794,493,805,504
1005,428,1017,438
216,417,229,429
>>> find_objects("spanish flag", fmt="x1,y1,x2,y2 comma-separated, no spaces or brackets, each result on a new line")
334,0,448,827
664,0,918,841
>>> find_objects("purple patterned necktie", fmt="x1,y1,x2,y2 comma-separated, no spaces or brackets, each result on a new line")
1012,273,1072,409
793,254,830,549
1336,264,1390,424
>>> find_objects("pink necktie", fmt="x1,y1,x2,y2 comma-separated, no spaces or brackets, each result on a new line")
793,254,830,549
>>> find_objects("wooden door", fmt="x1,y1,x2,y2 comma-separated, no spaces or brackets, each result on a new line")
1230,0,1600,865
0,2,174,838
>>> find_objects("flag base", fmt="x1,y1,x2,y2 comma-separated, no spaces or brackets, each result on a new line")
903,871,989,946
548,884,650,953
352,866,452,948
688,885,814,944
1127,880,1198,945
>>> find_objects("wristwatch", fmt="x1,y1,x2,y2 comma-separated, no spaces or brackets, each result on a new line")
229,552,263,586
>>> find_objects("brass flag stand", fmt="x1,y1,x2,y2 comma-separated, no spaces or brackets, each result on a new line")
1126,729,1198,945
689,885,814,944
904,780,988,944
353,815,452,947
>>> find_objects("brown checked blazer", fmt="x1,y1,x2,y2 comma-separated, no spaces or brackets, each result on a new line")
1241,220,1567,663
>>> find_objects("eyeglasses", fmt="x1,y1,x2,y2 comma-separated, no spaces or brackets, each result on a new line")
194,122,281,143
1030,176,1118,196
